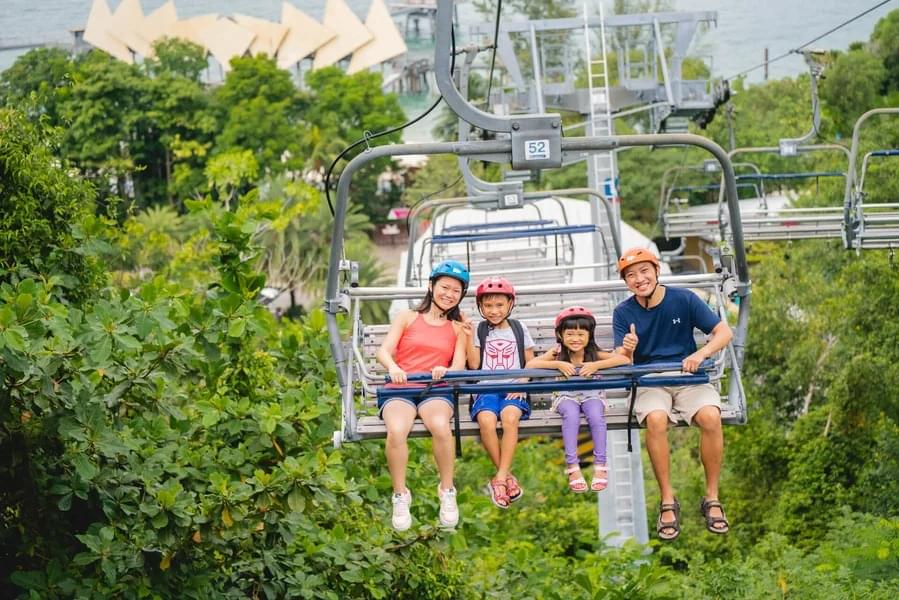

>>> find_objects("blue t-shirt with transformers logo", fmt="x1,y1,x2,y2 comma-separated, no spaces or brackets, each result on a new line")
613,286,720,365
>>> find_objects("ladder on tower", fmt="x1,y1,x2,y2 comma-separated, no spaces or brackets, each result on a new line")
583,0,649,547
584,0,617,233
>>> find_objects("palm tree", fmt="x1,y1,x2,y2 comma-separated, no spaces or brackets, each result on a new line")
253,175,388,319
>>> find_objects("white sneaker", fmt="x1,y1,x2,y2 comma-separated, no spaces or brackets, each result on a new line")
391,489,412,531
438,485,459,528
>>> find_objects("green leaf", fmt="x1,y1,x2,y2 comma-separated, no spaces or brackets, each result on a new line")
114,334,142,351
0,305,13,327
16,293,34,313
58,493,73,511
287,489,305,513
227,319,246,338
71,454,99,481
10,570,46,590
90,335,112,363
339,569,363,583
1,327,27,352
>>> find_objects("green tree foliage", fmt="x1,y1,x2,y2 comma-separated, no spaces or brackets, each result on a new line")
870,8,899,92
821,49,886,134
57,52,148,204
252,175,388,321
0,108,104,300
0,47,74,122
145,38,209,82
473,0,577,20
302,67,406,220
213,55,302,175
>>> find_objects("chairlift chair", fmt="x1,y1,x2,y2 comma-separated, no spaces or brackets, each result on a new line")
844,108,899,251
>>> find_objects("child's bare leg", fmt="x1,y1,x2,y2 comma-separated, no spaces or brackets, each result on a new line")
497,406,522,479
477,411,501,469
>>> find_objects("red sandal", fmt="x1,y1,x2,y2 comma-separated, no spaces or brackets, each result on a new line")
487,478,510,509
506,474,524,502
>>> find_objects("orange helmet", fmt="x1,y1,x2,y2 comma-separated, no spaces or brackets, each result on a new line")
617,247,660,278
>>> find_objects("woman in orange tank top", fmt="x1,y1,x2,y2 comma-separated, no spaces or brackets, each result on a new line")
376,260,471,531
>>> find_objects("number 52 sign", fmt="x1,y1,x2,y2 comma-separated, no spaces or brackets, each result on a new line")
524,139,550,161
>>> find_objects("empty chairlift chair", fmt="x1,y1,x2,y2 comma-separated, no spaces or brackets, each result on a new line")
844,108,899,251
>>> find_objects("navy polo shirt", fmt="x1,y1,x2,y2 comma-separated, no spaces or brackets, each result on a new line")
613,287,720,365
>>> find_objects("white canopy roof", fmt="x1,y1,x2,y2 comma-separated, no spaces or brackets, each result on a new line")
142,1,179,56
198,18,256,72
83,0,133,63
312,0,373,70
233,14,289,58
277,1,336,69
79,0,406,75
169,14,220,49
347,0,408,74
108,0,153,58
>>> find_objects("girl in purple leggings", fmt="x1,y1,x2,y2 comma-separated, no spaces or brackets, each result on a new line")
527,307,630,493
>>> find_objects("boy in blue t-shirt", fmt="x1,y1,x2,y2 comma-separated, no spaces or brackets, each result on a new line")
612,248,733,541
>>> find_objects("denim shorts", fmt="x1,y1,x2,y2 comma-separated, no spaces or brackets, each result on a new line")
378,394,454,419
469,393,531,420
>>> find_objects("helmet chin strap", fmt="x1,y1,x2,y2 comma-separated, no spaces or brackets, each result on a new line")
637,282,661,309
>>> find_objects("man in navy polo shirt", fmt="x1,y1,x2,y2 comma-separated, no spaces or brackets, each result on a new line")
613,247,733,541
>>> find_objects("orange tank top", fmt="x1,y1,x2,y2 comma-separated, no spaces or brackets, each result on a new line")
393,313,457,375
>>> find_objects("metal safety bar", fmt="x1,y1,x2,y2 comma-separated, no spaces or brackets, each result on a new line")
442,219,557,232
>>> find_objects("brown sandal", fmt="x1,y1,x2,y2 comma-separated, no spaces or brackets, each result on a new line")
700,497,729,534
657,499,681,540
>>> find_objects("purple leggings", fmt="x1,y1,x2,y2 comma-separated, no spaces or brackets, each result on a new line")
557,398,607,465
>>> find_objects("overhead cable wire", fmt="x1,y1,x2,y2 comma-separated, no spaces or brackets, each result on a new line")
323,26,459,217
404,174,465,234
483,0,503,110
723,0,894,83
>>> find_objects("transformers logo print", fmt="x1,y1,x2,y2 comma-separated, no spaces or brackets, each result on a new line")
484,339,516,370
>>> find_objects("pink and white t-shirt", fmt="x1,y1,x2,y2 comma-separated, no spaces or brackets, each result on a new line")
473,323,535,382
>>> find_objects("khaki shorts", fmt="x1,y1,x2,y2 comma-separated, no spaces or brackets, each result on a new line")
634,372,720,425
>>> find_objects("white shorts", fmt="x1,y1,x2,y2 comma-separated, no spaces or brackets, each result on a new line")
635,373,720,425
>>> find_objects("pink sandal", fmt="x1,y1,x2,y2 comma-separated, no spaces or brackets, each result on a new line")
488,478,510,509
506,474,523,502
591,464,609,492
566,465,588,493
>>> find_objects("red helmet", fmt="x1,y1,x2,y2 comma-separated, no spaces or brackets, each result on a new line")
555,306,595,329
617,247,661,278
476,276,516,301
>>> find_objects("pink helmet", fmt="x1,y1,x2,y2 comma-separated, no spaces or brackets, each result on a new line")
555,306,595,329
476,276,516,301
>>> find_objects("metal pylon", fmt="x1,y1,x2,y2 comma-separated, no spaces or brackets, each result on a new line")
583,0,649,547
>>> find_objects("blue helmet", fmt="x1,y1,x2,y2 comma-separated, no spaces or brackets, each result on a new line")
430,260,470,290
